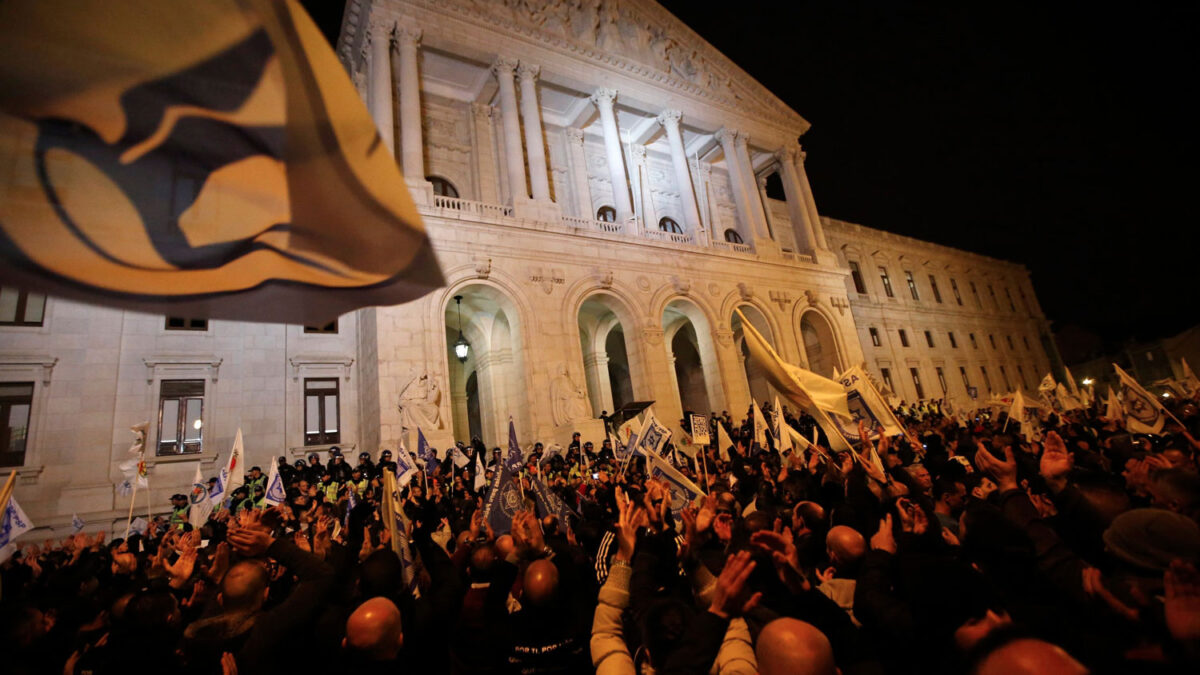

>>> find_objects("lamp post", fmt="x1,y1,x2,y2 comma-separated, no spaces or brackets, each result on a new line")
453,295,470,363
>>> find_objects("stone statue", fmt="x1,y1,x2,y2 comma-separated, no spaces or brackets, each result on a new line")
398,373,442,431
550,364,591,426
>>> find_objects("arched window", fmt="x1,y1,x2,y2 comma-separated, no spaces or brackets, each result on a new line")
596,205,617,222
723,229,744,244
427,176,459,198
658,217,682,234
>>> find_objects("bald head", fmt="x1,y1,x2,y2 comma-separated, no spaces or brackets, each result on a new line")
220,561,270,612
756,618,836,675
495,534,515,559
470,544,497,576
974,638,1087,675
522,559,560,607
344,597,404,661
826,525,867,569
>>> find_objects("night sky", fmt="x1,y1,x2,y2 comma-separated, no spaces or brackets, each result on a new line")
307,2,1198,353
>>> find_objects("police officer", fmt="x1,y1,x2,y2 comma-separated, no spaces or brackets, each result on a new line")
169,493,189,528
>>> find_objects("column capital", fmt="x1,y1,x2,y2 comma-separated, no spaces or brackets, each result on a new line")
492,56,519,76
395,24,422,47
564,127,585,144
367,16,396,46
733,131,750,148
774,146,798,165
713,127,740,146
656,109,683,129
516,62,541,82
630,144,647,164
590,87,618,108
471,102,494,120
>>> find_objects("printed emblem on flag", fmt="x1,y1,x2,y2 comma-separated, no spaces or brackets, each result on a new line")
190,482,208,505
1123,388,1159,424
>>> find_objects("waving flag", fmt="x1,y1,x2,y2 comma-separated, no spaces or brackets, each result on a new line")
481,419,525,534
474,452,487,491
735,309,852,420
645,451,704,517
1038,373,1057,393
0,492,34,562
394,441,418,487
635,411,673,458
263,459,286,506
716,421,734,462
0,0,442,324
529,474,573,528
220,429,246,498
189,462,215,526
1114,364,1166,434
772,396,792,455
416,429,438,473
837,364,906,437
751,401,770,450
72,513,86,534
450,445,471,468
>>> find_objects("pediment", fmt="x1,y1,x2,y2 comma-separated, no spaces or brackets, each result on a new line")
348,0,809,134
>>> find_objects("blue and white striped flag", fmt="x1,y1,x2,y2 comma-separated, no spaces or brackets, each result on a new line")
0,495,33,562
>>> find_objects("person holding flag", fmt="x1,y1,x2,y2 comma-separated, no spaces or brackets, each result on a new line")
188,462,214,527
481,419,526,534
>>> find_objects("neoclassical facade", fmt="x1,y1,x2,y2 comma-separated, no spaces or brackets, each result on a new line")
0,0,1055,531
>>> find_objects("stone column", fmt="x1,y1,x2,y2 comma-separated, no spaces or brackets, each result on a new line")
395,25,425,181
733,132,772,242
492,58,528,204
630,144,656,231
565,128,592,218
714,128,754,245
756,175,776,240
657,110,703,236
774,146,819,255
367,17,395,157
590,88,634,222
517,63,552,202
795,148,830,251
714,330,752,417
583,351,613,416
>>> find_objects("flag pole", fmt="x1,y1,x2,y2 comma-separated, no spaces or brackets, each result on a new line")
124,484,138,538
0,469,17,524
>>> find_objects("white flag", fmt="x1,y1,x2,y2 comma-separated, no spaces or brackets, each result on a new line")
220,429,246,497
1104,386,1124,422
837,364,907,437
1064,366,1081,398
189,462,214,526
0,495,34,562
72,513,85,533
263,459,286,507
716,421,734,462
635,410,673,458
1114,364,1166,435
1038,373,1056,393
450,445,471,468
394,441,418,487
475,452,487,491
751,401,769,449
773,396,792,454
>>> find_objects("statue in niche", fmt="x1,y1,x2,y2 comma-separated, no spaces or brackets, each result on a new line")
551,364,592,426
398,373,442,431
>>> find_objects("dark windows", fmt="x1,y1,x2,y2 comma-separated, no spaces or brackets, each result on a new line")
969,282,981,308
0,383,33,467
881,367,895,392
166,317,208,331
950,278,963,305
304,378,340,446
905,271,920,300
959,366,971,389
949,332,958,348
869,327,881,347
924,330,935,348
157,380,204,455
428,176,459,198
989,334,997,350
899,329,910,347
1006,335,1015,350
936,367,948,394
879,267,895,298
980,366,993,392
969,333,978,349
658,217,682,233
910,367,925,399
723,229,744,244
929,275,943,303
849,262,867,294
1004,287,1016,312
597,206,617,222
0,288,45,326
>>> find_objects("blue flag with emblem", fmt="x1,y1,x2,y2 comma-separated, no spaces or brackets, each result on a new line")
644,451,704,518
263,458,286,506
416,429,438,474
529,473,574,529
482,419,525,534
635,410,672,458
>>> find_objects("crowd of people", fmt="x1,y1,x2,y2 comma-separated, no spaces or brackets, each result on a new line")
3,392,1200,674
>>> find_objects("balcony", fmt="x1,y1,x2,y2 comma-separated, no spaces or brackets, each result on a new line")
418,195,814,266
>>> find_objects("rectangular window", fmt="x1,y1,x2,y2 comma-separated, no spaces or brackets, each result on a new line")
849,261,867,294
936,367,948,394
304,378,340,446
987,284,997,309
989,334,997,350
949,332,958,348
959,366,971,389
1023,336,1031,350
880,368,895,392
1006,335,1015,350
304,320,339,334
1004,287,1016,312
1017,364,1029,389
924,330,935,348
165,317,208,331
999,366,1012,391
969,333,978,349
929,275,943,303
869,327,881,347
899,329,910,347
1018,288,1031,313
969,282,981,308
910,367,925,399
950,278,963,305
980,366,993,392
0,288,46,326
879,267,895,298
157,380,204,455
0,382,34,467
905,271,920,300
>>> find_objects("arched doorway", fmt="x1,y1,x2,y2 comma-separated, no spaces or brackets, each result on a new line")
445,285,528,447
663,299,723,419
799,311,840,377
730,305,776,408
577,293,643,418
